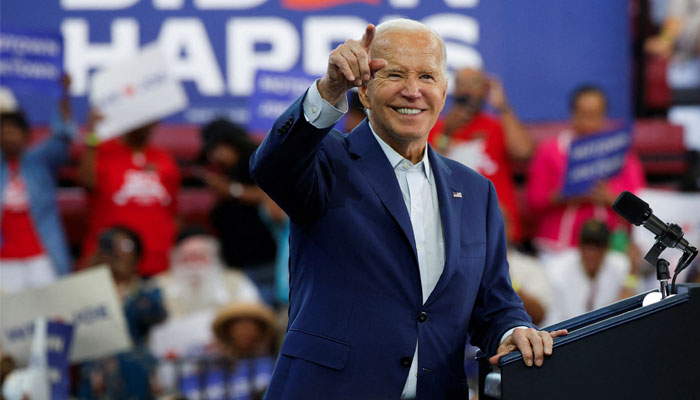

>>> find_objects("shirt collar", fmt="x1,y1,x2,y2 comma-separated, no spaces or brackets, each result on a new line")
368,121,432,182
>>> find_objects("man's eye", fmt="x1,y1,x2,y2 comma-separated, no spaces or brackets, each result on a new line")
421,74,434,80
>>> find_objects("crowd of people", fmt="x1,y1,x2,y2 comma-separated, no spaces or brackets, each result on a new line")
1,3,699,399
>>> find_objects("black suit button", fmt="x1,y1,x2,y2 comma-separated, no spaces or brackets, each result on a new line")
400,356,412,368
418,312,428,322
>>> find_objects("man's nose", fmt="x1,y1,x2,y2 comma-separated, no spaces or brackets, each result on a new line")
401,77,421,99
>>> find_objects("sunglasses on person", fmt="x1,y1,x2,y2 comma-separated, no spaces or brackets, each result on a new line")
453,95,482,108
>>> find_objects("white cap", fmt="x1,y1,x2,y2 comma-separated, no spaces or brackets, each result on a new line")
0,86,19,112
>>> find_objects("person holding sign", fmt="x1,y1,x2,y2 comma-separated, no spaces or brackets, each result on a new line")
250,19,566,399
78,115,181,277
526,85,646,254
0,76,76,293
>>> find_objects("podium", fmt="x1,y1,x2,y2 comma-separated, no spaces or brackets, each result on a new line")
477,284,700,400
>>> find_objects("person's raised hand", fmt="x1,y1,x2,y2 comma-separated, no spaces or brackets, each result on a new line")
489,328,568,367
318,24,387,105
486,76,509,113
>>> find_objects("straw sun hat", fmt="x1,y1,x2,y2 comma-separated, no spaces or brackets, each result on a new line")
212,302,277,349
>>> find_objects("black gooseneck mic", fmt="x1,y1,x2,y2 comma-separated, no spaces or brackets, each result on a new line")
612,191,698,296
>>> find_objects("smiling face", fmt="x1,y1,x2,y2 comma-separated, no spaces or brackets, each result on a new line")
359,29,447,158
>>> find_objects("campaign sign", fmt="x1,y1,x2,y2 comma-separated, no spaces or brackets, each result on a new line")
562,125,632,197
45,320,73,399
248,69,316,134
149,309,216,358
229,357,274,399
0,28,63,96
29,318,74,400
89,43,188,140
2,318,74,400
0,267,131,366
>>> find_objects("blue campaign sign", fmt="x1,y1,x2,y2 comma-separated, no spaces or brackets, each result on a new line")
248,69,316,133
45,321,74,400
1,0,630,130
0,28,63,97
562,125,632,197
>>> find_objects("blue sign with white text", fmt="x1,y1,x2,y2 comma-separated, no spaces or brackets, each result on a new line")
1,0,630,131
46,321,73,400
563,125,632,197
249,69,316,133
0,28,63,97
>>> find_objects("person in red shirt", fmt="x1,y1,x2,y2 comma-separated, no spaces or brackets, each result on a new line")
429,68,533,243
0,78,76,293
79,120,180,277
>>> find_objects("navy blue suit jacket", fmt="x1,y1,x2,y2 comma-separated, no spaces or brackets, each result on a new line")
250,94,534,399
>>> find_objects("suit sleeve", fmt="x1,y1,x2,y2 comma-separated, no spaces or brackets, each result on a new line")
468,181,535,355
249,91,338,224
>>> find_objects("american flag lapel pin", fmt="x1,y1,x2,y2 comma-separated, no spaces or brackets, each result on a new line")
452,191,462,198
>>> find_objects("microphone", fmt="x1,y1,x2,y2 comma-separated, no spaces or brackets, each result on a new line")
612,191,692,252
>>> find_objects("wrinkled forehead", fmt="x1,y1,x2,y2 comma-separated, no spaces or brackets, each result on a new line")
371,30,444,71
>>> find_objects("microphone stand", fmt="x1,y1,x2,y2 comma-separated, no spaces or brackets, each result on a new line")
642,223,699,298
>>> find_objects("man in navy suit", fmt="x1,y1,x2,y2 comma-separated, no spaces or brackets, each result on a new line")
250,19,567,399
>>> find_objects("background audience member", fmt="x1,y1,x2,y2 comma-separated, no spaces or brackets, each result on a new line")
258,196,290,308
199,118,277,298
645,0,700,152
542,220,631,327
78,226,167,400
429,68,533,243
211,302,276,398
508,249,551,326
526,85,646,255
173,302,276,399
156,227,261,319
0,77,76,292
79,117,181,277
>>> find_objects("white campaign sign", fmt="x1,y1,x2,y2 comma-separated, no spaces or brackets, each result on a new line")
0,267,131,366
89,43,188,140
149,309,215,358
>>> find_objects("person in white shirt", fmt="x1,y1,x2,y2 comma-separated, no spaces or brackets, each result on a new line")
542,219,631,327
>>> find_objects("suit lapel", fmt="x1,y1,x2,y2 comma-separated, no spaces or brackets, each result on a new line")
347,121,417,259
425,147,462,306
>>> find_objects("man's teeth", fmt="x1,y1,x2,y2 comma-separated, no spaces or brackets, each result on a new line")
396,108,421,115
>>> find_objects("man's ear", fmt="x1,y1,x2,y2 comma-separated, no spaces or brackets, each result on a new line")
358,85,371,111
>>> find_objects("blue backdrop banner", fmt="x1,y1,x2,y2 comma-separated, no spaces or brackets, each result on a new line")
0,28,63,97
1,0,630,132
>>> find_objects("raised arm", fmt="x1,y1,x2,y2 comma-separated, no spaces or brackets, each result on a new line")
33,74,78,170
487,77,533,160
249,24,385,222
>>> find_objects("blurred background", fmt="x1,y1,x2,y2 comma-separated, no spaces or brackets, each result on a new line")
1,0,699,399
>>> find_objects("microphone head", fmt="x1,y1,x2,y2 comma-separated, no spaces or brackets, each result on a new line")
612,191,650,226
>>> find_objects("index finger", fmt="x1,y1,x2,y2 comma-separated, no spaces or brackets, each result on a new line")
549,329,568,338
360,24,376,52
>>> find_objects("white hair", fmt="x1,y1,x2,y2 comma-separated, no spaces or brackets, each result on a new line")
374,18,447,74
